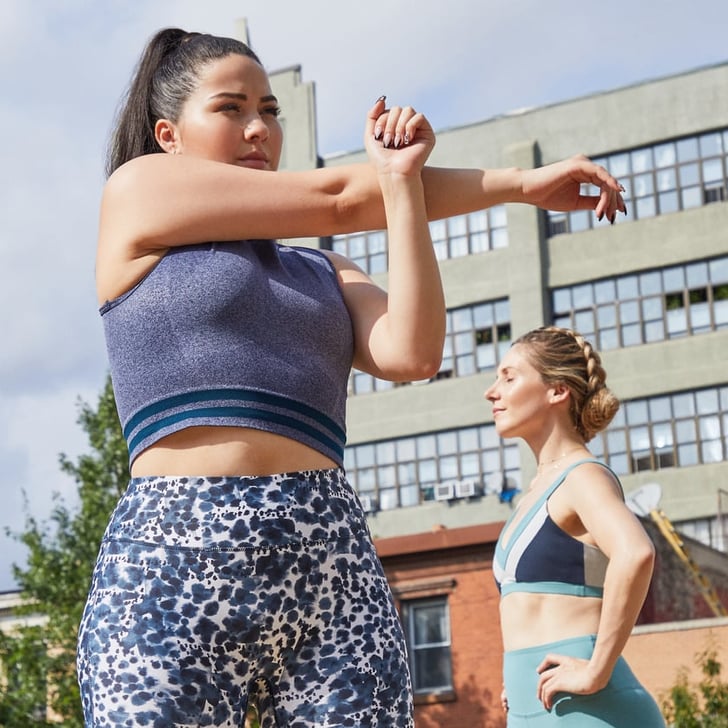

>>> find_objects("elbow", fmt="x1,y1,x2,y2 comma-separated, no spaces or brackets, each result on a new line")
394,350,443,382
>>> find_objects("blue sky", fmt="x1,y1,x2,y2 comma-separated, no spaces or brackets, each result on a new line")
1,0,727,591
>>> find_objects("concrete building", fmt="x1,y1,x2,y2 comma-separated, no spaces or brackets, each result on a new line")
266,46,728,724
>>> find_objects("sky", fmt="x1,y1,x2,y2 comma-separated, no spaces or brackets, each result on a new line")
1,0,727,592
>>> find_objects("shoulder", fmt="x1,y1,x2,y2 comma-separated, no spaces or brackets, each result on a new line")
563,460,624,504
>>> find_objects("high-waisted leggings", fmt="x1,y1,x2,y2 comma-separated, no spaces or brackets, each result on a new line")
77,469,413,727
503,635,666,726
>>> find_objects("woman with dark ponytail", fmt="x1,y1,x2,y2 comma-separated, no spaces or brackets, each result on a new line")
487,327,665,726
78,26,626,728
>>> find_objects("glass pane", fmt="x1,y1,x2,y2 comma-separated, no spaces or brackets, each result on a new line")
609,153,630,177
631,148,653,173
620,300,640,324
450,236,469,258
696,389,719,415
451,307,473,331
663,266,686,291
652,422,674,448
414,646,452,691
678,442,699,466
626,400,649,424
617,276,639,299
397,437,416,461
677,138,699,162
709,257,728,284
572,284,594,308
640,271,662,296
413,603,448,644
649,396,672,421
654,142,676,168
597,304,616,328
594,279,616,304
679,163,700,187
657,167,677,191
675,420,697,443
673,393,696,417
473,303,494,328
621,323,642,346
699,132,723,157
400,484,420,507
642,296,663,320
659,191,679,214
702,158,724,183
687,262,709,288
490,205,507,228
599,327,619,350
682,186,702,209
398,462,417,485
636,196,657,219
552,289,571,313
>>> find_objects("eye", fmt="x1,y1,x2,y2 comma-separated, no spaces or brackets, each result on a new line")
219,102,242,113
262,105,282,118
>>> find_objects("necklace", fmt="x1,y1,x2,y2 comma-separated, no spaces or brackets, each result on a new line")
535,445,584,475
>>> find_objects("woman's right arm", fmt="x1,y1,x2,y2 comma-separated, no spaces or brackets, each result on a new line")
99,152,625,254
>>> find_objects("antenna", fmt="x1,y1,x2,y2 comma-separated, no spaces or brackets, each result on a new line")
625,482,662,517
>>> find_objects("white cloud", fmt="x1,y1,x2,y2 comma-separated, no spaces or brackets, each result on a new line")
1,0,727,590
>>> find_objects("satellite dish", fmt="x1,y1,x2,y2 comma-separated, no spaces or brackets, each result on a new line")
625,482,662,516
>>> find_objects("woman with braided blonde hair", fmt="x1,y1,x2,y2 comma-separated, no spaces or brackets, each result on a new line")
486,327,665,726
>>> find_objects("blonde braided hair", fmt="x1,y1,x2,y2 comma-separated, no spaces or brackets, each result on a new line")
514,326,620,441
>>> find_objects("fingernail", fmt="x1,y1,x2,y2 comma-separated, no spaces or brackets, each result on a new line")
377,95,386,103
374,126,383,141
394,133,402,148
623,203,628,216
597,213,604,222
383,132,393,148
610,213,616,225
403,133,410,145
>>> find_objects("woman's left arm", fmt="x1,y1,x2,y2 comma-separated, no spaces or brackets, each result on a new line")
536,465,655,709
325,99,445,382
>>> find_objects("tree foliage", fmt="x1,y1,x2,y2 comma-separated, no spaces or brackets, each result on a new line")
0,376,128,726
662,645,728,727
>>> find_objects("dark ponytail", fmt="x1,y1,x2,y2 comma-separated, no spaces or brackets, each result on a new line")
106,28,261,177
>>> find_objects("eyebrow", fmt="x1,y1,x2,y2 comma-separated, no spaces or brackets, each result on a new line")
209,91,279,104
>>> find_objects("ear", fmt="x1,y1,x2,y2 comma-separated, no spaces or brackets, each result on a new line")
155,119,179,154
549,383,571,405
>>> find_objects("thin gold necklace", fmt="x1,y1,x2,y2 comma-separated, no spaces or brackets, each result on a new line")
535,445,584,475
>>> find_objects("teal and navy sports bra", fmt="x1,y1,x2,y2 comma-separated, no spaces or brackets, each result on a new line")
493,459,622,598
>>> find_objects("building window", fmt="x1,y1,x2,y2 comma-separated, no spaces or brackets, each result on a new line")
546,128,728,236
401,597,453,695
593,385,728,476
349,299,511,396
552,255,728,351
331,206,508,275
675,515,728,553
345,424,521,511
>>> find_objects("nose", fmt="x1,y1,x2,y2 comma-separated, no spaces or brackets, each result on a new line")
243,114,269,142
484,382,497,402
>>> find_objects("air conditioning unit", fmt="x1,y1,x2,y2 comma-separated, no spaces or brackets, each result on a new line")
455,479,478,499
434,482,455,501
359,495,376,513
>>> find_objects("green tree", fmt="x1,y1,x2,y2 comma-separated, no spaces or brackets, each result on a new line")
662,646,728,727
0,376,128,726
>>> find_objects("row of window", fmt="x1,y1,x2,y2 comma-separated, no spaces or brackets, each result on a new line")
350,255,727,397
349,299,511,396
330,206,508,276
344,424,521,511
552,255,728,350
346,385,728,512
547,128,728,235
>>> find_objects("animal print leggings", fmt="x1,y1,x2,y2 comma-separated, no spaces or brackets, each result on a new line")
77,469,414,727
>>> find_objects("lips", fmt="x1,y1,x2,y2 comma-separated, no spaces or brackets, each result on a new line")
238,152,268,170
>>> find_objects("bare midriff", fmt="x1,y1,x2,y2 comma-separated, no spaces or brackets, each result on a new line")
499,591,603,651
130,426,339,478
